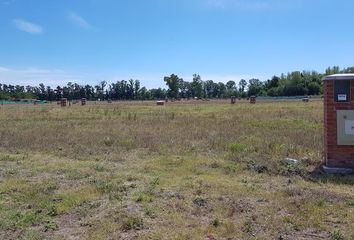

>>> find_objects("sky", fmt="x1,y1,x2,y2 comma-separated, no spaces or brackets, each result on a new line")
0,0,354,88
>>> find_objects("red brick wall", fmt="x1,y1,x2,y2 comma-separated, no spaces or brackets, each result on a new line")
250,96,256,104
324,80,354,168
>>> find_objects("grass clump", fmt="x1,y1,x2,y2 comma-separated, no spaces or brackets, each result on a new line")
43,221,58,232
134,192,147,203
103,137,115,147
193,196,207,207
331,230,345,240
227,142,248,154
242,219,254,234
211,218,221,227
0,154,17,162
121,215,144,231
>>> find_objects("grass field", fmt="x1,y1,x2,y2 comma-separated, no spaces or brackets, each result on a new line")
0,100,353,240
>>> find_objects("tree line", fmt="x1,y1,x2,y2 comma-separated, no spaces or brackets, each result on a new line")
1,66,353,101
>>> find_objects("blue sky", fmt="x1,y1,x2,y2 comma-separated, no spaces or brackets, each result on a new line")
0,0,354,88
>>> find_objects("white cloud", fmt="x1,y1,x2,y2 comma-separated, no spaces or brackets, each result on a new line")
13,19,43,34
0,67,78,86
68,11,94,30
0,67,10,71
0,67,163,88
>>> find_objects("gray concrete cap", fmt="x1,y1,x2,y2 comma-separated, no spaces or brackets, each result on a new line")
322,74,354,81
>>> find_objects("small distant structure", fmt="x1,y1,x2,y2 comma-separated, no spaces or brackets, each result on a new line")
250,96,256,104
156,100,165,106
81,98,86,106
231,96,236,104
302,96,310,102
61,98,67,107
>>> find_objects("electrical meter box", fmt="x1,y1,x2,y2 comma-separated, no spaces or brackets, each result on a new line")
336,110,354,145
322,74,354,170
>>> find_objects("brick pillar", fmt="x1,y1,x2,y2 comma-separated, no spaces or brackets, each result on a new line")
323,80,334,167
324,79,354,168
61,98,67,107
231,96,236,104
250,96,256,104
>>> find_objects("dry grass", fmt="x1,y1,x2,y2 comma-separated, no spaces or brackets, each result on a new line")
0,99,353,239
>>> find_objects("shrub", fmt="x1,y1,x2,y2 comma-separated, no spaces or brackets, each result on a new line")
134,192,146,203
211,218,221,227
103,137,115,147
121,216,144,231
193,197,207,207
331,230,344,240
227,143,248,153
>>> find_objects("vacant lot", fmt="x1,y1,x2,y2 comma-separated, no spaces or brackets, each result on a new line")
0,100,353,240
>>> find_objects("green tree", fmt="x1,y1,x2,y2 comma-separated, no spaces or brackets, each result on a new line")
238,79,247,93
308,82,321,95
325,66,340,75
247,79,263,96
134,80,140,99
191,74,203,98
226,80,236,91
204,80,216,98
217,82,226,98
226,80,237,97
179,80,192,99
164,74,182,99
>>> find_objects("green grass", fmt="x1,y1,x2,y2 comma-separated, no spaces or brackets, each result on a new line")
0,100,353,239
